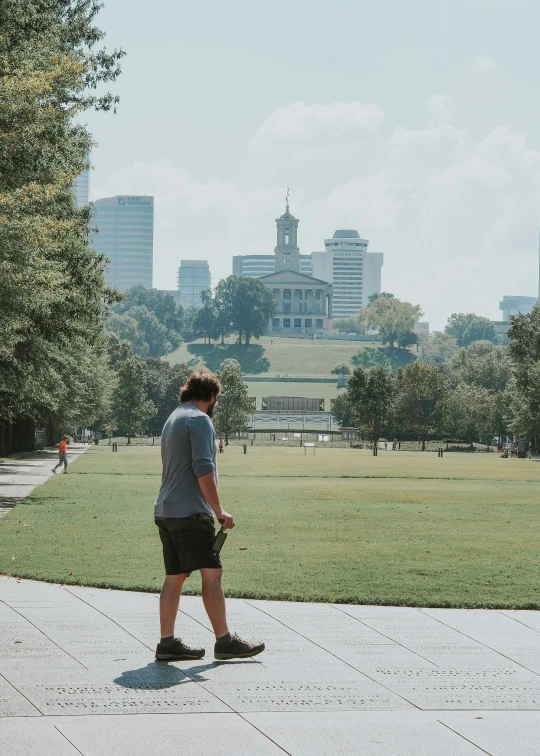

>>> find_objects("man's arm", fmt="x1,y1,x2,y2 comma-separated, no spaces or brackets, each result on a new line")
190,417,235,529
197,472,234,529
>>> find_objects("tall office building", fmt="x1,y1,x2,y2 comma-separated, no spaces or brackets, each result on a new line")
73,155,90,207
311,230,383,318
178,260,211,308
499,295,538,322
232,254,312,277
91,195,154,292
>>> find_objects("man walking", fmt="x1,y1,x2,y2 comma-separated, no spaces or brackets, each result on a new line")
52,435,70,475
154,369,265,662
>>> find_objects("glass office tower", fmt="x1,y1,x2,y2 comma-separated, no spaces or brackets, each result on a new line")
91,195,154,292
178,260,211,308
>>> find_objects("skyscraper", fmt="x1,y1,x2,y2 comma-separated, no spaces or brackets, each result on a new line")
91,195,154,292
178,260,211,308
311,230,383,318
73,154,90,207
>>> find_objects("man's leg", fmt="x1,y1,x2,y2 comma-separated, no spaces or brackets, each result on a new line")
200,568,229,638
201,568,265,660
159,574,187,638
156,573,205,660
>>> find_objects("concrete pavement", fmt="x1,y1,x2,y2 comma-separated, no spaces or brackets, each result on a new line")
1,577,540,754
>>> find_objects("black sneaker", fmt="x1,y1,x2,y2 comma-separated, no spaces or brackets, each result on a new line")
214,633,265,660
155,638,205,661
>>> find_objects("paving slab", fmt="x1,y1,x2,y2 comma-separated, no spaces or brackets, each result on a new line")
0,718,81,754
245,711,484,755
439,711,540,755
53,713,286,755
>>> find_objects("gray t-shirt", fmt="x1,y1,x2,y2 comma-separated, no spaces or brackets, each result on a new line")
154,404,217,519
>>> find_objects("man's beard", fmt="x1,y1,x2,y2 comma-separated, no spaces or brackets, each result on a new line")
206,402,215,419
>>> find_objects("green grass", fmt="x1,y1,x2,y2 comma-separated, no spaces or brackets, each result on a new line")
1,446,539,608
167,336,379,376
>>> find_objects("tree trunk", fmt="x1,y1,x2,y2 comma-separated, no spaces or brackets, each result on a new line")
373,439,377,456
127,433,131,445
421,438,425,451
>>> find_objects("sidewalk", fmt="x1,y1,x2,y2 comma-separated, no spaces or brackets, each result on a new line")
1,577,540,754
0,445,88,519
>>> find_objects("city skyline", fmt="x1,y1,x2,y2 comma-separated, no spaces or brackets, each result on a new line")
85,0,540,330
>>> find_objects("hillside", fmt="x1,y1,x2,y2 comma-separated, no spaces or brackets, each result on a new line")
167,336,379,377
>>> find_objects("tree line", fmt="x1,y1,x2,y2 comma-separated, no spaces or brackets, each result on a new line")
0,0,124,455
332,309,540,452
104,340,251,444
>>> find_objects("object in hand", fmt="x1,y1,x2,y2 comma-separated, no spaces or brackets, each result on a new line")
210,518,227,560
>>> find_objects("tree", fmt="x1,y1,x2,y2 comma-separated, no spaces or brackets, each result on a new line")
351,346,415,373
113,286,183,339
397,331,418,348
333,317,366,335
109,356,156,444
395,362,446,450
449,341,510,393
445,313,500,347
111,286,184,356
0,0,124,452
216,276,276,346
345,367,395,454
419,331,459,365
192,290,220,344
123,305,172,358
504,306,540,442
213,359,253,444
330,394,355,428
368,292,394,305
441,383,496,448
144,359,191,432
107,313,149,357
331,362,351,375
359,295,423,350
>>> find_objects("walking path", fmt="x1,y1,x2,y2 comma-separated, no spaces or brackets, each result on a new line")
0,445,88,519
1,448,540,753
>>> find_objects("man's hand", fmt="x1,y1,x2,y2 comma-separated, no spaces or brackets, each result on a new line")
218,510,235,530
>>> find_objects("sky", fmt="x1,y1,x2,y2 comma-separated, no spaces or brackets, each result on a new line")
86,0,540,330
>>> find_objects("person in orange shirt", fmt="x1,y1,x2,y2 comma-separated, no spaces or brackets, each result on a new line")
52,436,70,475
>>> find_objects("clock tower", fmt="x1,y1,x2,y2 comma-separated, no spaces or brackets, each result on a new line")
274,190,300,272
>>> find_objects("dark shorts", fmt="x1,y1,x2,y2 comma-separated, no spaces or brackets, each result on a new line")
155,514,222,576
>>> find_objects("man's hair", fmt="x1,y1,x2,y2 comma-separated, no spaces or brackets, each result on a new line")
62,435,69,440
180,369,221,403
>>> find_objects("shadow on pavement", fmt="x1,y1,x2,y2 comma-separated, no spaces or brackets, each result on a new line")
114,659,261,689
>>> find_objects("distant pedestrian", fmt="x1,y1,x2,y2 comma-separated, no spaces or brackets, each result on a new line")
528,441,533,459
52,436,69,475
218,437,224,454
384,439,388,451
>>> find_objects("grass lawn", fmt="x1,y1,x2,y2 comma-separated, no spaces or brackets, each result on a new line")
167,336,379,376
1,445,539,608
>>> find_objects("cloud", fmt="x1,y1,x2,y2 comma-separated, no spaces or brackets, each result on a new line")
93,100,540,329
424,93,453,127
466,54,499,72
314,173,418,232
252,101,384,142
